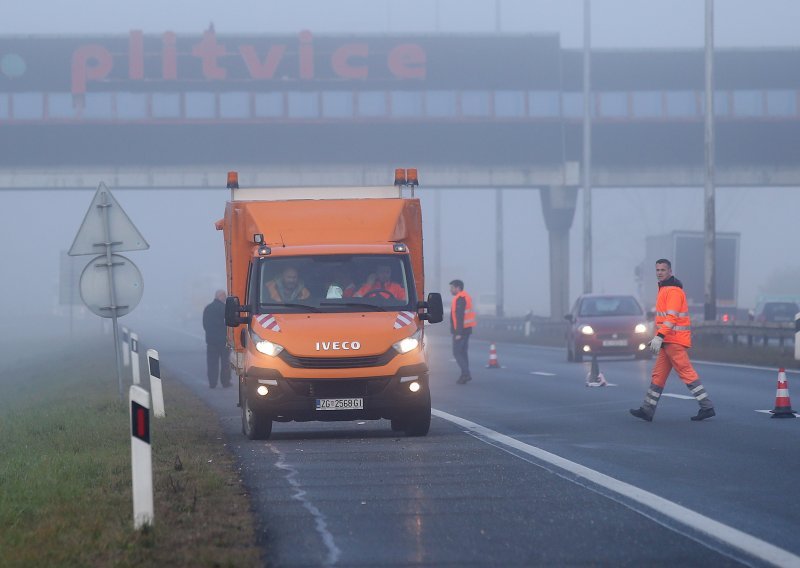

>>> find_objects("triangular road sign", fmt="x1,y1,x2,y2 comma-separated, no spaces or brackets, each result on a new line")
69,182,149,256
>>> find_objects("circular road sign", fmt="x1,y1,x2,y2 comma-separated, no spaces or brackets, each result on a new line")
79,254,144,318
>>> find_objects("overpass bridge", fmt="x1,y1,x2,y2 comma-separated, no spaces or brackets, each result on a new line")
2,31,799,315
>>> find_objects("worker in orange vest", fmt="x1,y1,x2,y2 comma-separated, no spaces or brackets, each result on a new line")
630,259,715,422
450,279,477,384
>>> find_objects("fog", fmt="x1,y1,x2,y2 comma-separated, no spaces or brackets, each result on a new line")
2,0,800,330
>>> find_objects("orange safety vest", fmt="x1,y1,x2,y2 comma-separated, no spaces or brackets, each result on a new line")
451,290,477,331
355,280,406,300
265,280,310,302
655,282,691,348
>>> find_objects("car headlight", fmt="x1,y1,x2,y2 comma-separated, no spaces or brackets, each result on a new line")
393,328,422,354
634,323,648,334
251,330,284,357
580,325,594,335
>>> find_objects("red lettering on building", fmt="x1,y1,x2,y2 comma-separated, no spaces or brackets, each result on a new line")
298,30,314,80
388,44,427,79
71,44,113,95
129,30,144,80
192,29,227,80
332,43,369,79
69,29,427,94
162,32,177,80
239,44,286,79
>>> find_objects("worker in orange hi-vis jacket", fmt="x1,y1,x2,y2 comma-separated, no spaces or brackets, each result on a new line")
630,259,716,422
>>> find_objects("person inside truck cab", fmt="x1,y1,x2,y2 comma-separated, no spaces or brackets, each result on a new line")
265,266,311,303
326,267,357,299
354,264,406,300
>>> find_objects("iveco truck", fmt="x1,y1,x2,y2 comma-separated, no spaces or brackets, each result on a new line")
217,169,443,439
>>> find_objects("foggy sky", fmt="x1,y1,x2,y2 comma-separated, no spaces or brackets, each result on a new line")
2,0,800,324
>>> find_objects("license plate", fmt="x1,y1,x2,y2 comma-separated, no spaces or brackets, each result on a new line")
316,398,364,411
602,339,628,347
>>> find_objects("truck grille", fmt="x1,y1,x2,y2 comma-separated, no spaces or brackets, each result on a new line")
278,349,396,369
285,378,391,398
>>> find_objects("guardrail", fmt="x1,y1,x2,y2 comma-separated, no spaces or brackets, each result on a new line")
472,315,797,360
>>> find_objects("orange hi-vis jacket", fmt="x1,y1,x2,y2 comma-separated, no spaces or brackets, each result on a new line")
655,276,691,348
451,290,477,332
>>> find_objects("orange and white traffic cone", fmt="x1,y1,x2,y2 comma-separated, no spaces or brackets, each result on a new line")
486,343,500,369
771,368,796,418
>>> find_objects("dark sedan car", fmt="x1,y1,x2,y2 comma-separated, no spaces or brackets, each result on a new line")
565,294,651,362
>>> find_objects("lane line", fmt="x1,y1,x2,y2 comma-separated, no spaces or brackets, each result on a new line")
432,408,800,568
269,444,341,566
530,371,557,376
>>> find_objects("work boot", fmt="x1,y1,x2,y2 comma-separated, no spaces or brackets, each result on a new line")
463,374,473,383
690,408,716,421
456,375,467,385
629,407,653,422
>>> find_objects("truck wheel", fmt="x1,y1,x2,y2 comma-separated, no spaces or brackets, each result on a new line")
403,406,431,437
390,418,406,432
241,394,272,440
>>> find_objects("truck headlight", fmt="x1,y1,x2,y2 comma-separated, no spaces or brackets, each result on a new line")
393,328,422,354
580,325,594,335
251,330,284,357
634,323,648,334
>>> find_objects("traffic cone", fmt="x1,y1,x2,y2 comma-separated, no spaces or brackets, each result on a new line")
486,343,500,369
771,368,796,418
586,355,608,387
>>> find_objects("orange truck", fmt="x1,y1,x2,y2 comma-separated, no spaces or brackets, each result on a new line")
217,170,443,439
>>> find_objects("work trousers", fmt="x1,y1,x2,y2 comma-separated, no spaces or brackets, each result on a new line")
642,342,713,415
452,334,471,378
206,343,230,388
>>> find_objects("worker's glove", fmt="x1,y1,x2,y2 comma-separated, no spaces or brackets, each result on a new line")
649,335,663,354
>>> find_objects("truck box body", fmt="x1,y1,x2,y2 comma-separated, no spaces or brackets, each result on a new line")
218,181,439,438
643,231,740,314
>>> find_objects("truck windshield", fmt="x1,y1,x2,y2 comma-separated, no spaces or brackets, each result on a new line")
255,254,416,314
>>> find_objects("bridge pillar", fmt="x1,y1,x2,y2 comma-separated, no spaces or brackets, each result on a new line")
540,185,578,319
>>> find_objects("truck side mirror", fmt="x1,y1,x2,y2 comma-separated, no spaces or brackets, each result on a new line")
646,309,655,322
418,292,444,324
564,314,573,323
225,296,250,327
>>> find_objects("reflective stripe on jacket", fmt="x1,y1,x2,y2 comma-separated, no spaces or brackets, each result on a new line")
451,290,476,332
655,283,691,348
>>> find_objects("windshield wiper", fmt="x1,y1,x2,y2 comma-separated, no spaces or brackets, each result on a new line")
259,302,320,312
319,301,387,312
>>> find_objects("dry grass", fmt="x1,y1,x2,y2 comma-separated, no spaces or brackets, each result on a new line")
0,334,262,567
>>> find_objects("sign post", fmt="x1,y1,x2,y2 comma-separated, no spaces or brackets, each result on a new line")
69,182,148,400
795,312,799,362
147,349,165,418
129,385,154,529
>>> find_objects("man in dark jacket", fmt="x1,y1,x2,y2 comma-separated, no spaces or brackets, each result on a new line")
203,290,230,388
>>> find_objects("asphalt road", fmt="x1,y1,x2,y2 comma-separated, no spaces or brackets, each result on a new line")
135,322,800,568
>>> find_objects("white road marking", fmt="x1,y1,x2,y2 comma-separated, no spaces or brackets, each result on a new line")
269,444,341,566
662,393,695,400
432,408,800,568
530,371,556,376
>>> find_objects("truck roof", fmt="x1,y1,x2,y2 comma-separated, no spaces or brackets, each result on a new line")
226,198,420,247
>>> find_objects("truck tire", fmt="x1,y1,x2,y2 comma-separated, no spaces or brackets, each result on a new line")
241,393,272,440
403,406,431,437
390,418,406,431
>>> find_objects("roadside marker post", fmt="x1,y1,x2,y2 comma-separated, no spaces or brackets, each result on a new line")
122,327,130,367
794,312,799,361
130,332,141,385
129,385,154,529
148,349,165,418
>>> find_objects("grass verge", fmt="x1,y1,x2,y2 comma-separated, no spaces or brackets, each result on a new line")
0,335,262,567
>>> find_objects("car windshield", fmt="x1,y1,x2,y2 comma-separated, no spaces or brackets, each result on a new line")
254,254,415,314
579,296,643,317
